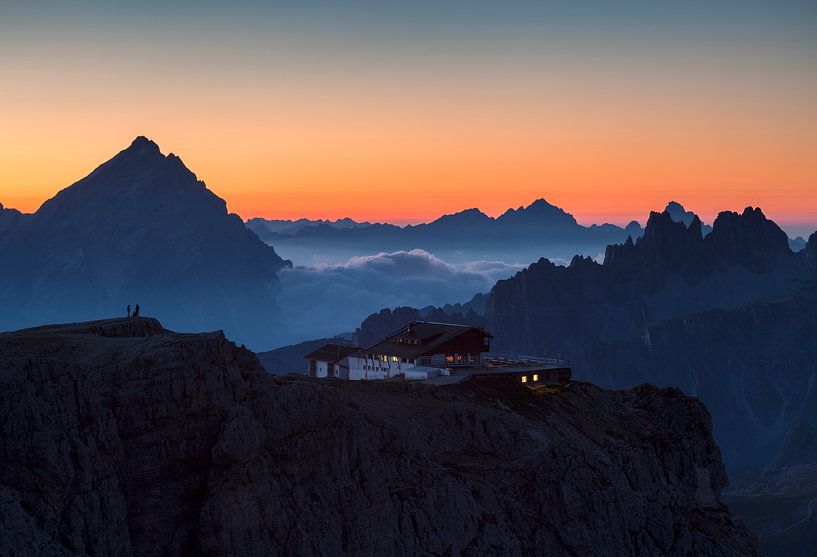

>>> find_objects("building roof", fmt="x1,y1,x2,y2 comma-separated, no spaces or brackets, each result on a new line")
304,343,361,363
365,321,492,358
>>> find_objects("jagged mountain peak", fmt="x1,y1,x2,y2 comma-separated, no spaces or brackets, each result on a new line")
497,197,578,226
128,135,161,153
664,200,712,236
708,206,791,268
430,207,493,226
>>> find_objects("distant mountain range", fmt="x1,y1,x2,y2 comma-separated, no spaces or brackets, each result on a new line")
246,216,372,236
0,137,290,347
247,198,807,266
247,198,646,265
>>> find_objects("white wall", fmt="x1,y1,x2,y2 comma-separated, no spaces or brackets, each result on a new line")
348,354,418,380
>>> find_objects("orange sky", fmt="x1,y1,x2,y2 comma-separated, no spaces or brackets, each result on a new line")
1,4,816,235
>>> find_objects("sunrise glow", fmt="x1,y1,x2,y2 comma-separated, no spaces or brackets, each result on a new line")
1,2,816,235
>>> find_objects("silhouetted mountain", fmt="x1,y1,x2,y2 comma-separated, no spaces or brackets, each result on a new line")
246,198,644,265
0,202,23,237
247,216,372,239
789,235,807,252
664,201,713,236
487,207,803,355
0,137,289,347
0,317,760,555
496,197,579,228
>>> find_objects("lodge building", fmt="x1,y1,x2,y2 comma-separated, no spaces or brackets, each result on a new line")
304,321,571,385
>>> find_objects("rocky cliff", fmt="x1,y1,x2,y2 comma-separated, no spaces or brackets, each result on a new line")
566,295,817,468
0,318,759,556
485,207,805,356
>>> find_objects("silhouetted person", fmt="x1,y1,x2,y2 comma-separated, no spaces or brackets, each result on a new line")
127,304,131,318
133,304,140,318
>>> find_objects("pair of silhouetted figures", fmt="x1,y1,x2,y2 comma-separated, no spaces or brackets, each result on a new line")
126,304,140,318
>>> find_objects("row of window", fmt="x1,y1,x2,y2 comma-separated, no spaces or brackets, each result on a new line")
521,374,540,383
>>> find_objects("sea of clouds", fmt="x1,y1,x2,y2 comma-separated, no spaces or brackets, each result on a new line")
272,249,528,347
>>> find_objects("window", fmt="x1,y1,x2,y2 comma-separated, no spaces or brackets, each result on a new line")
445,355,454,363
533,374,539,382
391,356,398,362
521,376,527,383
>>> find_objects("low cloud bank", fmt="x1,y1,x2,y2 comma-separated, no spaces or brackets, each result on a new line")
272,249,524,347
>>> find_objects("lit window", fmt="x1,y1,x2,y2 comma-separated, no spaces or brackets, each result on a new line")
446,355,454,363
391,356,398,362
533,374,539,382
521,376,527,383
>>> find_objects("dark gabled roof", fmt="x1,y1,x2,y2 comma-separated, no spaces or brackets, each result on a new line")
365,321,492,359
304,343,361,363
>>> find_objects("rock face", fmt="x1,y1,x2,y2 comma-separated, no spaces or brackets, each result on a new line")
0,137,289,348
485,206,806,356
567,295,817,468
0,318,759,556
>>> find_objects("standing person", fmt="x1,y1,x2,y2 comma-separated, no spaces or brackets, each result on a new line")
127,304,131,318
134,304,140,318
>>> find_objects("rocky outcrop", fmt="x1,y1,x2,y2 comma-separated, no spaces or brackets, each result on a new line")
708,207,791,272
0,318,759,556
567,295,817,468
0,137,289,348
485,206,809,356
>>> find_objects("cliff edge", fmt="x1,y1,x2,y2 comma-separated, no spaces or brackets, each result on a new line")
0,318,759,556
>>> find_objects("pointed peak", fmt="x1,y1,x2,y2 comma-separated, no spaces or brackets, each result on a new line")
529,198,556,208
128,136,161,153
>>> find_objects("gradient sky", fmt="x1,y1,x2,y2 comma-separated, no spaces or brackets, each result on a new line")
1,1,816,236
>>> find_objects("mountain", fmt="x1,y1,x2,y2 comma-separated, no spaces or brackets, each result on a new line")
496,197,579,228
245,198,644,265
664,201,713,236
486,207,803,355
0,201,23,236
0,317,759,555
246,216,372,239
789,236,807,252
0,137,290,348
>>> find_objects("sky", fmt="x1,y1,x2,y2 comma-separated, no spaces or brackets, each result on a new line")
1,1,816,237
